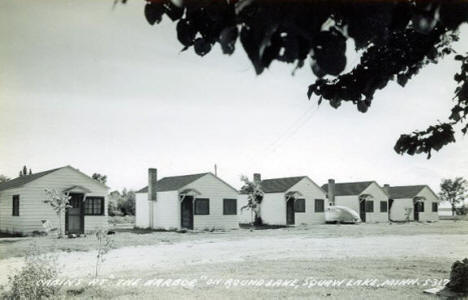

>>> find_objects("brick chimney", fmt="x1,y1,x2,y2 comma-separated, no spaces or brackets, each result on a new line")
253,173,261,185
148,168,157,201
383,184,390,196
148,168,157,229
328,179,335,205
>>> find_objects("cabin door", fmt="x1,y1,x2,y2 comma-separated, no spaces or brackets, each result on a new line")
388,199,394,219
66,193,84,235
286,198,295,225
359,199,366,223
181,196,194,230
414,202,420,221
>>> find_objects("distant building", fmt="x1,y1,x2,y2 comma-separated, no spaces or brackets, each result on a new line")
135,169,239,230
0,166,109,235
322,180,389,223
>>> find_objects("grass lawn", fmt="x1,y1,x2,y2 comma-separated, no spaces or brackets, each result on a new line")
108,215,135,226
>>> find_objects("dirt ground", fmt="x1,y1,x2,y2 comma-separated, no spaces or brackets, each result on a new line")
2,220,468,260
0,221,467,299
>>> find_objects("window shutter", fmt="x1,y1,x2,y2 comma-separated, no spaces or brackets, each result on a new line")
223,199,237,215
314,199,324,212
84,197,105,216
195,198,210,215
295,199,305,213
366,201,374,213
380,201,387,212
101,198,105,215
12,195,20,216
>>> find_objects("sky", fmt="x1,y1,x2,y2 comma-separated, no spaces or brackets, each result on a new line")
1,0,468,193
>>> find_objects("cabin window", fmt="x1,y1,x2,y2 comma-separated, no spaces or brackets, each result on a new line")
295,198,306,213
84,197,104,216
432,202,438,212
380,201,387,213
365,201,374,213
194,198,209,215
418,202,425,212
12,195,19,216
314,199,325,212
223,199,237,215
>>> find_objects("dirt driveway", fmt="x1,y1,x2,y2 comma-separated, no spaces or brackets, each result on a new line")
1,231,467,285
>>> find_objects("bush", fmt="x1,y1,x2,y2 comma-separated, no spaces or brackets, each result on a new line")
254,216,263,226
95,228,114,279
107,200,121,217
446,258,468,293
2,245,60,299
455,206,466,215
111,210,124,217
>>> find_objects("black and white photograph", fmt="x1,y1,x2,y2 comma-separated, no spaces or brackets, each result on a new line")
1,0,468,299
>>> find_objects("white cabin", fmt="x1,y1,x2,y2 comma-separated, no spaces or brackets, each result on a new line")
322,180,389,223
387,185,440,222
135,169,239,231
239,175,328,226
0,166,109,235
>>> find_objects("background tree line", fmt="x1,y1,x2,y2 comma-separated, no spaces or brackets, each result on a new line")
92,173,135,216
107,189,136,216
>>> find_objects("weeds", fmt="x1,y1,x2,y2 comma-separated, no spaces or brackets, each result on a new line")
2,244,60,299
95,228,114,279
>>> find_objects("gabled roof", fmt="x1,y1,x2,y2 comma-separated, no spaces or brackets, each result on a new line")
0,166,109,192
388,185,427,199
321,181,374,196
0,167,63,191
260,176,306,193
137,173,209,193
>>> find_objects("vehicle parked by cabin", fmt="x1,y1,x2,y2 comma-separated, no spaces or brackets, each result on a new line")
325,206,361,224
322,180,389,223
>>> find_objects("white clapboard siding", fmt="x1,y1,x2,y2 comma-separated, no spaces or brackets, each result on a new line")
153,191,180,230
257,192,285,225
361,182,389,223
335,182,389,223
238,194,254,224
389,198,414,221
136,173,239,230
135,191,180,229
240,177,328,226
183,173,239,230
0,187,24,234
135,192,150,228
0,166,108,235
416,186,440,222
389,186,439,222
288,177,328,225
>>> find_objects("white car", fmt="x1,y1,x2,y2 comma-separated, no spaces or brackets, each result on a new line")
325,206,361,224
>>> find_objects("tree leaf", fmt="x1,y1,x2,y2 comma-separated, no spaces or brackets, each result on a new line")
219,26,238,55
144,2,164,25
194,38,212,56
